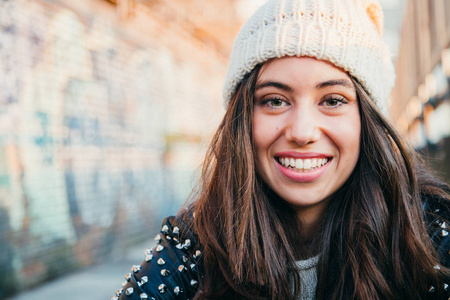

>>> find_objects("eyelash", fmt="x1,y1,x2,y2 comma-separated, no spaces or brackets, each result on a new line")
260,97,289,109
258,95,349,110
321,95,348,107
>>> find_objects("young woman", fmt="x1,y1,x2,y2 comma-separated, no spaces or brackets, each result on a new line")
114,0,450,299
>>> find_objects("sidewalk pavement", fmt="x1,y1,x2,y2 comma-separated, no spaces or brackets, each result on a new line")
7,239,155,300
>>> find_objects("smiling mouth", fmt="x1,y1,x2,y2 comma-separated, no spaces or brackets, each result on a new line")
276,157,331,172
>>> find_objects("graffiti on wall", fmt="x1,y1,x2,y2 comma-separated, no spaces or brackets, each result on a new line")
0,0,224,296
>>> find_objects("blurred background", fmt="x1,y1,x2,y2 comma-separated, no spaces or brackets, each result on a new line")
0,0,449,299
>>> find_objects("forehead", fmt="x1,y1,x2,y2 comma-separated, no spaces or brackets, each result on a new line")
257,56,352,85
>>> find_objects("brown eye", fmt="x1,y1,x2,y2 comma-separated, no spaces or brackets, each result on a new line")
321,95,348,108
325,98,340,106
257,97,289,111
269,99,284,106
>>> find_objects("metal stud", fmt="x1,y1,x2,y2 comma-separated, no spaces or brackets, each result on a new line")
429,286,436,293
442,222,448,229
138,276,148,287
111,296,119,300
157,258,166,265
162,225,170,234
161,269,170,276
193,250,201,259
190,279,198,287
173,237,179,243
183,239,192,249
121,281,127,287
176,243,183,250
156,244,164,252
434,265,441,270
183,256,188,263
158,284,167,294
145,254,153,262
154,234,162,242
190,263,196,270
125,287,134,296
442,230,449,237
178,264,187,273
174,286,183,295
131,265,141,273
115,288,123,297
145,248,153,255
444,283,449,291
166,235,172,241
173,226,180,235
125,272,132,281
140,293,148,300
140,293,156,300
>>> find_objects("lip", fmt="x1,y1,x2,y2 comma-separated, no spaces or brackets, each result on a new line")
274,151,331,159
274,152,333,182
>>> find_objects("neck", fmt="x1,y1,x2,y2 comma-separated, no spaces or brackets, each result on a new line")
290,207,324,260
295,200,328,240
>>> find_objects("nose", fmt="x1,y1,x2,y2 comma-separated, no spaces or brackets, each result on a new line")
285,105,321,146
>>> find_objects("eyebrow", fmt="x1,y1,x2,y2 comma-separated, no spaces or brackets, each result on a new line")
255,81,293,92
315,79,353,90
255,79,354,91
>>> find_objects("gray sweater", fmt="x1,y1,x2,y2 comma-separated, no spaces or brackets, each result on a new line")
294,255,319,300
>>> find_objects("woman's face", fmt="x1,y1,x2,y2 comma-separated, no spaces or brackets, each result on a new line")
253,57,361,225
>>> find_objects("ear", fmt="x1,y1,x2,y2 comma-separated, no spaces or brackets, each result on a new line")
365,1,384,36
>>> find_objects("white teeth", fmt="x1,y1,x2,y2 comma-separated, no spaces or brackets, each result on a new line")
303,159,312,169
278,157,330,172
295,158,303,169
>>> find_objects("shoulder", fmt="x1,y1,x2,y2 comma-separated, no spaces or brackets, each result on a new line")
114,209,202,300
423,193,450,268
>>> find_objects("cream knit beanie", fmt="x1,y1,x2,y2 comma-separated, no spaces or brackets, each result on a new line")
223,0,395,114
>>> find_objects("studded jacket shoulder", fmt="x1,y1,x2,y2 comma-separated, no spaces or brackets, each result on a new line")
422,191,450,299
114,210,202,300
114,194,450,300
424,193,450,269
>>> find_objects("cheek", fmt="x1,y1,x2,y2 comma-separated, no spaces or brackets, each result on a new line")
252,114,268,146
337,116,361,163
323,112,360,161
252,115,282,152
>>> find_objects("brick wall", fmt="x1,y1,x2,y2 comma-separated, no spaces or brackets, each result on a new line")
389,0,450,184
0,0,235,297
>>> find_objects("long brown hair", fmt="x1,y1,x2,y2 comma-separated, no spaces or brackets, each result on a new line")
190,63,450,299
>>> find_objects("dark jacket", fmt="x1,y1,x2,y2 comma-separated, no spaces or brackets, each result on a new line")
114,210,201,300
114,195,450,300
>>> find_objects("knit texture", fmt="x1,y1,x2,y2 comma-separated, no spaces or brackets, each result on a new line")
294,255,319,300
223,0,395,114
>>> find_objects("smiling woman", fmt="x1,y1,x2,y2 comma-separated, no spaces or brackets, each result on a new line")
253,58,360,230
115,0,450,299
